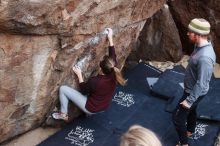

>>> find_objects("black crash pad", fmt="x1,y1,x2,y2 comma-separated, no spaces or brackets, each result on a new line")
39,63,220,146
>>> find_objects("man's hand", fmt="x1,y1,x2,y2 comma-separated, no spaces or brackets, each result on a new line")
180,100,190,109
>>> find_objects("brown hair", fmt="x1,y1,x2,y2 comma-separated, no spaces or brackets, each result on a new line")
100,56,127,86
120,125,162,146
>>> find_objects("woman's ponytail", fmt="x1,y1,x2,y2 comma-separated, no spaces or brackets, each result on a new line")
100,56,127,86
113,67,127,86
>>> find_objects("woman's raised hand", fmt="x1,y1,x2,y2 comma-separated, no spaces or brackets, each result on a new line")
104,28,114,46
106,28,113,39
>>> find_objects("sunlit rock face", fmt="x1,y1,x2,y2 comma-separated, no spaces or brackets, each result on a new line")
0,34,59,143
168,0,220,62
0,0,165,35
0,0,166,143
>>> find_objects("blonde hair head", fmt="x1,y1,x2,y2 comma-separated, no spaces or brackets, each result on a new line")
120,125,162,146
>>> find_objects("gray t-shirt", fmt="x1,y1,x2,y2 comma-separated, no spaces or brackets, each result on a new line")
184,42,216,107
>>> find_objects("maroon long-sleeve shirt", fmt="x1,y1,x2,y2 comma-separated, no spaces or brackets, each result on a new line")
79,46,117,113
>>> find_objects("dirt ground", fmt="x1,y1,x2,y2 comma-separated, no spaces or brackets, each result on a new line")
2,127,60,146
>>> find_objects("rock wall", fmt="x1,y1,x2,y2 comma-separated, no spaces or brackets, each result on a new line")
0,0,166,143
126,4,182,65
168,0,220,62
0,34,59,142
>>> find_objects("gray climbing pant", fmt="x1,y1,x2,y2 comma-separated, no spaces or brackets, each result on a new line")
59,85,93,115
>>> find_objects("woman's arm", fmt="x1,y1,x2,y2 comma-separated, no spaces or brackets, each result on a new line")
108,32,114,47
72,65,84,83
72,65,93,94
106,28,117,64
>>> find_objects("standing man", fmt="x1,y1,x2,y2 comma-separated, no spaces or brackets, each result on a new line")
173,18,216,146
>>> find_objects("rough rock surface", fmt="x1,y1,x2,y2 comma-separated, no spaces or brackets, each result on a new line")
0,34,59,143
168,0,220,62
126,4,182,66
0,0,166,143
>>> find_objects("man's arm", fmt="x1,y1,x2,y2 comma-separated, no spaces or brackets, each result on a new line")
181,56,214,108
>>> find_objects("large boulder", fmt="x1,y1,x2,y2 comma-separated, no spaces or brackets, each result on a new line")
168,0,220,62
126,4,182,66
0,34,59,142
0,0,165,35
0,0,166,143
